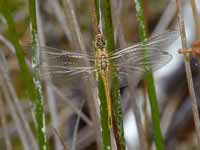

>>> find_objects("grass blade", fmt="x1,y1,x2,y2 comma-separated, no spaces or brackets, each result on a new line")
102,0,126,149
0,46,37,148
90,0,125,149
133,0,164,149
98,77,112,150
28,0,48,149
90,0,112,149
177,0,200,145
0,0,47,149
0,0,35,100
95,4,112,149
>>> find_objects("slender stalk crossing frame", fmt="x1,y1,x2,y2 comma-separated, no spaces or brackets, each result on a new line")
101,0,126,149
133,0,164,149
28,0,48,149
90,1,112,150
90,0,126,149
0,0,47,149
177,0,200,146
190,0,200,40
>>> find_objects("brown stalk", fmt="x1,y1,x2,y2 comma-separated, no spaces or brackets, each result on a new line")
191,0,200,40
142,81,150,150
0,95,11,150
89,0,100,35
176,0,200,145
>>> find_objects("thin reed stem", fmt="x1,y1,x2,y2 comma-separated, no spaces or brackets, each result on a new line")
110,1,147,149
176,0,200,146
90,1,112,150
28,0,48,149
72,101,85,150
0,1,47,149
0,49,37,149
0,76,29,149
89,0,100,35
190,0,200,40
36,1,65,149
133,0,164,149
0,93,11,150
142,81,150,150
102,0,126,149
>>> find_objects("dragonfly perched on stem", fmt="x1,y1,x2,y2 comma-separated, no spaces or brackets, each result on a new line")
24,30,178,128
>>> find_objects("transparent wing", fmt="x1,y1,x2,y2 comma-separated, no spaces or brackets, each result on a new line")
113,48,172,87
114,49,172,71
108,30,177,86
23,45,95,64
109,30,179,59
23,45,96,83
114,48,172,73
110,31,179,86
39,65,96,81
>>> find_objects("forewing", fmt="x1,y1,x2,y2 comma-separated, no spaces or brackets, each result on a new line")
114,49,172,87
109,30,177,86
114,48,172,70
110,30,179,58
23,45,96,84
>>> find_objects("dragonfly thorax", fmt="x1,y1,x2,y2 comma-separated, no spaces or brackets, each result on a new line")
96,49,109,72
100,56,108,70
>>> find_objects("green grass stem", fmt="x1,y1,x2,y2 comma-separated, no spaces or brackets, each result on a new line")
28,0,48,149
0,0,35,100
0,0,48,149
98,77,112,150
133,0,164,149
90,1,112,150
90,0,125,149
102,0,125,149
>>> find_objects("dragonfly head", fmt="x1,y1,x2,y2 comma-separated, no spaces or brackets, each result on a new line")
95,33,107,49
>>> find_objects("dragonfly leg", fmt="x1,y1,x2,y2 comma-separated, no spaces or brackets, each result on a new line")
178,47,200,58
178,48,192,54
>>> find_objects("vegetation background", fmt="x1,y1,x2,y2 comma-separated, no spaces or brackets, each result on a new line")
0,0,200,150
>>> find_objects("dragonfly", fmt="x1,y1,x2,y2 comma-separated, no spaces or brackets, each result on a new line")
27,31,179,81
25,30,178,128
